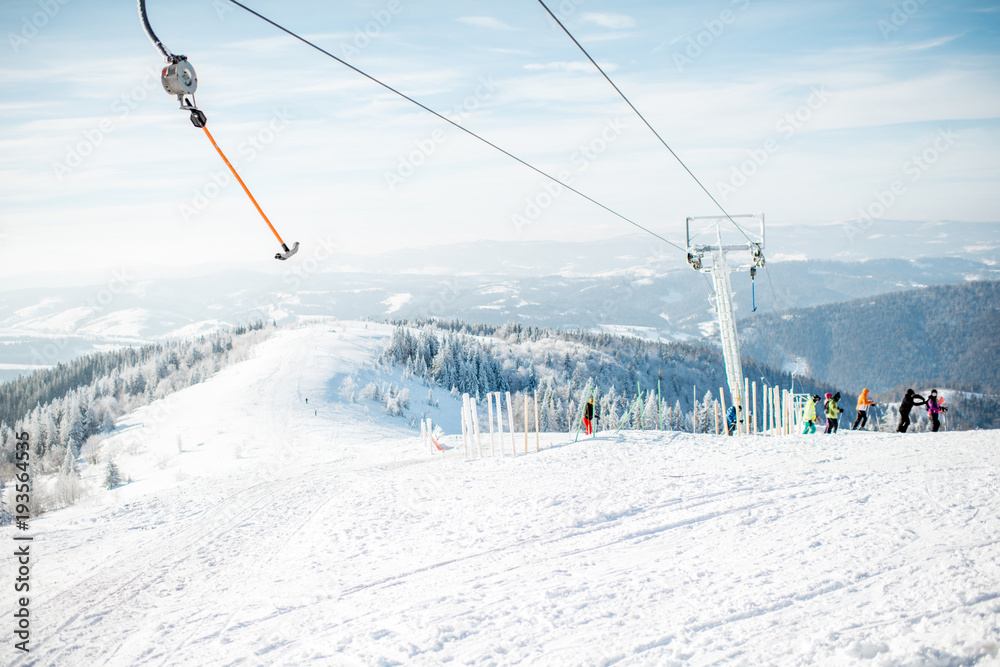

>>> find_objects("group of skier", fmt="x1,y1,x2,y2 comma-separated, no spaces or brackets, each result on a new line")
896,388,947,433
798,387,947,435
586,387,948,437
801,392,850,434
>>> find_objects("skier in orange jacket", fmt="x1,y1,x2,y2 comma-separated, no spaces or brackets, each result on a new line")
852,388,875,430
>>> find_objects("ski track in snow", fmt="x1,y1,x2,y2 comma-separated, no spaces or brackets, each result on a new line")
3,322,1000,666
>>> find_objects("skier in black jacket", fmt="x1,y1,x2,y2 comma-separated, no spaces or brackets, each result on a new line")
583,398,596,435
897,388,926,433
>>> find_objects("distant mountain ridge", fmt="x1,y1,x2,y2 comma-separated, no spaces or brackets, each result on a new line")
740,280,1000,394
2,227,999,383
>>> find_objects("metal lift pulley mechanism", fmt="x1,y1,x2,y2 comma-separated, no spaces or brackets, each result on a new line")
137,0,297,259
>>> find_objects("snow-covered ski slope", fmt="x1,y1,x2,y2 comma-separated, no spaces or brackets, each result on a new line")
4,322,999,666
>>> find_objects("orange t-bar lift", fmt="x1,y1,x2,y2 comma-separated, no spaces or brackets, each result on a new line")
199,122,298,260
140,0,298,261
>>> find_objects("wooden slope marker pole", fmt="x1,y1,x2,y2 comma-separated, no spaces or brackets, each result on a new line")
769,387,774,434
752,381,757,436
778,389,788,435
488,392,495,457
472,398,483,459
783,390,789,435
784,389,789,434
778,389,783,434
523,393,529,455
761,386,767,436
775,388,781,434
774,387,780,434
765,387,770,435
770,386,775,435
743,377,750,437
496,392,505,457
714,400,720,435
506,391,516,456
461,394,470,459
787,390,792,435
534,389,540,452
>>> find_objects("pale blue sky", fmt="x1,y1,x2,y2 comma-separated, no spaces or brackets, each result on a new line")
1,0,998,285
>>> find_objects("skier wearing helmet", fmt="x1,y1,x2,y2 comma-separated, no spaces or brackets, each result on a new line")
824,392,841,434
925,389,948,432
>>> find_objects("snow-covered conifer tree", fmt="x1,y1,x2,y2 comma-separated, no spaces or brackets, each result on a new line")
104,459,123,490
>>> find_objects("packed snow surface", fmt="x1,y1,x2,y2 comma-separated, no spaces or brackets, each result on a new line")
4,322,999,666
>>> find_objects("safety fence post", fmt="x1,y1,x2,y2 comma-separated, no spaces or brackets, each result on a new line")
534,389,540,452
506,391,516,456
488,393,496,457
472,397,483,458
462,393,470,459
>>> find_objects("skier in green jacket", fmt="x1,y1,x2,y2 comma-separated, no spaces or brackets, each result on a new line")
802,395,819,434
824,392,841,434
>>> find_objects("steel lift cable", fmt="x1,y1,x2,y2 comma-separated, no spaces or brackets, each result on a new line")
224,0,689,256
535,0,759,250
136,0,299,260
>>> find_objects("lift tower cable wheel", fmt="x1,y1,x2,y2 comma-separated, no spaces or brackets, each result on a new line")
136,0,299,261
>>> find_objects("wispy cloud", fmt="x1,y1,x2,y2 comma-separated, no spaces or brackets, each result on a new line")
457,16,517,31
524,61,619,73
898,33,966,51
581,13,636,30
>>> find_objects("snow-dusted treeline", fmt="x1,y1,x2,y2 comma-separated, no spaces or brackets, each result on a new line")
379,321,837,433
0,322,272,515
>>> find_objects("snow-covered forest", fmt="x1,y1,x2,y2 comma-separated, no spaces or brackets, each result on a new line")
0,322,271,515
374,321,839,432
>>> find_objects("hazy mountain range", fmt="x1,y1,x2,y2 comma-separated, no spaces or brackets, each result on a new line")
2,220,998,385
